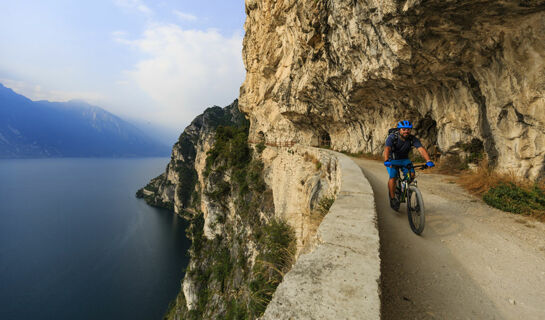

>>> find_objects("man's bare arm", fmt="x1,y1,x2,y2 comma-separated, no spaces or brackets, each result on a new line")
384,146,391,162
417,146,431,162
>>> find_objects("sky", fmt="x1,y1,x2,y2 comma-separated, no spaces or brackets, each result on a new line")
0,0,246,143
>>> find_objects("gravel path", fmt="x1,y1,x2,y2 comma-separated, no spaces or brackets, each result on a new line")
353,158,545,320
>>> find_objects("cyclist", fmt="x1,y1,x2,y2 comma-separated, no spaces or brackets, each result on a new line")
384,120,435,210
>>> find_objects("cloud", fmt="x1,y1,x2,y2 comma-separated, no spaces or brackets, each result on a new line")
111,30,131,44
111,30,127,38
0,78,104,103
115,80,130,86
120,24,245,127
114,0,152,15
173,10,197,22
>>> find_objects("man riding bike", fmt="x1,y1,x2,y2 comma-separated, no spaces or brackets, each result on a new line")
384,120,435,210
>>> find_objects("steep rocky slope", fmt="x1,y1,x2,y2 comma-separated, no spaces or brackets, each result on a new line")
138,101,339,319
138,100,246,214
240,0,545,179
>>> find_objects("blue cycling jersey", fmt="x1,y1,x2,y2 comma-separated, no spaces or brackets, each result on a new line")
385,134,423,159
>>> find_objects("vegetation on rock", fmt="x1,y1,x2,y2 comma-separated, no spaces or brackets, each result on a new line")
164,119,295,319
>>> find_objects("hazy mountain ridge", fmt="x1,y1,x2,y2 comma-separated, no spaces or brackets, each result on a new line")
0,83,170,157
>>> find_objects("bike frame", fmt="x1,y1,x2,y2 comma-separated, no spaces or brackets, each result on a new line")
393,164,419,202
397,173,412,203
391,163,428,235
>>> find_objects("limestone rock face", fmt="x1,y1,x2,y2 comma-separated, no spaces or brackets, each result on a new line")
261,146,340,253
182,265,198,311
137,100,246,218
140,99,341,318
240,0,545,179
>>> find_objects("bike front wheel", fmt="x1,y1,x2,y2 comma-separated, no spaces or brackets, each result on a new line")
407,186,425,235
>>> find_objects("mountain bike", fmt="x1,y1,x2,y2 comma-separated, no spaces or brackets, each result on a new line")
391,163,428,235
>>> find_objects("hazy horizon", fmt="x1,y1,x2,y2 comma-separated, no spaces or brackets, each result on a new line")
0,1,246,140
0,82,184,145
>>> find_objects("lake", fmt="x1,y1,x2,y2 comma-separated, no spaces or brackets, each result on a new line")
0,158,190,320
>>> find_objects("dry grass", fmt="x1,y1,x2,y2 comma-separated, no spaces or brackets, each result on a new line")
300,211,326,254
254,247,296,279
303,152,322,170
434,154,469,174
299,196,336,255
249,220,296,317
443,159,545,221
457,160,508,196
456,160,543,196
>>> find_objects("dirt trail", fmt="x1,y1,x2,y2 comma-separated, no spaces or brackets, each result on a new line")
352,158,545,320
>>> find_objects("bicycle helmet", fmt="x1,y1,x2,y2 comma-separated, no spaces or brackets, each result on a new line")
397,120,413,129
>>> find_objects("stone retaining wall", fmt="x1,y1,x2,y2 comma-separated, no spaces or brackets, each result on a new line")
262,150,381,319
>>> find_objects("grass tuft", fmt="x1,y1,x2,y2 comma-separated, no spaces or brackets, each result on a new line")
317,196,335,216
303,152,322,171
249,219,295,317
453,160,545,220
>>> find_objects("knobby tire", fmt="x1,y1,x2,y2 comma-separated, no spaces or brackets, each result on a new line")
407,186,425,235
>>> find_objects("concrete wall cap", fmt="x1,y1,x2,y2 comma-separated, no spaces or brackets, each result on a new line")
262,149,381,319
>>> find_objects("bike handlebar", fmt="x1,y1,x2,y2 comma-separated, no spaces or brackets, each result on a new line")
389,163,429,170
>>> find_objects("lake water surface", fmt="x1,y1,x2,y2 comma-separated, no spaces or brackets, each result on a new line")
0,158,190,320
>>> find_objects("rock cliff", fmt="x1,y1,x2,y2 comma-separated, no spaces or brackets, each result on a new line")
138,100,246,215
240,0,545,180
139,101,339,319
139,0,545,318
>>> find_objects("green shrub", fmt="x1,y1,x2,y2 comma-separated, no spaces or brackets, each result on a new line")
205,125,251,177
317,196,335,216
211,247,233,291
188,212,205,255
483,183,545,215
461,138,484,164
176,163,198,208
177,135,197,159
204,180,231,204
249,267,278,316
260,219,295,264
225,298,248,320
256,142,266,154
247,161,266,193
172,118,290,319
250,219,295,317
191,185,201,208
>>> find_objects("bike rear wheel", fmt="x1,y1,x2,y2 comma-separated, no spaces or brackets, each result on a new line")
407,186,425,235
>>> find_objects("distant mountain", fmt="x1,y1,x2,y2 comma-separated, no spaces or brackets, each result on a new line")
0,83,170,158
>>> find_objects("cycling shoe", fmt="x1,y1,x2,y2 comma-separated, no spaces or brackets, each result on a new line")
390,197,400,211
